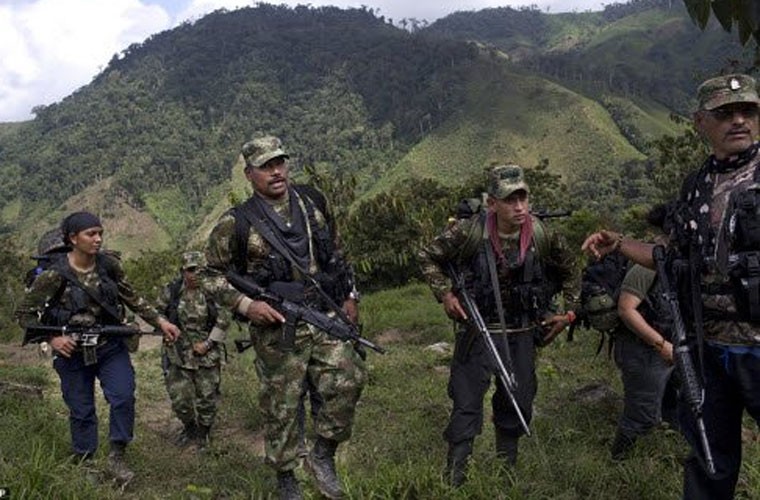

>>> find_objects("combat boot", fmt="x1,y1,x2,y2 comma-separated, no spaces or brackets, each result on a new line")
196,424,211,451
276,470,303,500
107,441,135,486
175,421,198,448
495,427,519,466
444,439,473,487
306,436,344,499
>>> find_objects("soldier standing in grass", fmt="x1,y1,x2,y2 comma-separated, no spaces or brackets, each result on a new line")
609,204,679,460
418,164,580,486
204,135,365,500
583,74,760,499
158,251,228,450
15,211,180,486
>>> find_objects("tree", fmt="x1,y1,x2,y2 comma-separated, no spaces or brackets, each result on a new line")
683,0,760,45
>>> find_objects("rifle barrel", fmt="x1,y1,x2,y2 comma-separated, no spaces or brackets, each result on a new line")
448,264,531,436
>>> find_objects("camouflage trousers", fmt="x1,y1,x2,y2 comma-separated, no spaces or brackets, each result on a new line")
252,322,367,472
165,363,221,428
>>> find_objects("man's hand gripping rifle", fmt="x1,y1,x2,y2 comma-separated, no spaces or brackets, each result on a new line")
23,324,151,347
652,245,715,476
447,263,531,436
226,271,385,355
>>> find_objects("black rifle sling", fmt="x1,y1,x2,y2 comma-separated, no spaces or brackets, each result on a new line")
55,256,122,324
483,223,517,373
235,191,353,328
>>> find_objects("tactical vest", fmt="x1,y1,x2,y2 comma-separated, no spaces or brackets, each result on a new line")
42,252,123,327
231,184,351,307
678,144,760,324
462,214,555,327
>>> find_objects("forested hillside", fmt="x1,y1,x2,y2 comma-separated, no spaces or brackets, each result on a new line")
0,0,754,263
0,5,477,248
425,0,756,114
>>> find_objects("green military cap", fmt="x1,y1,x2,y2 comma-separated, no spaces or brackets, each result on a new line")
697,74,760,111
488,164,530,199
241,135,289,168
181,251,206,270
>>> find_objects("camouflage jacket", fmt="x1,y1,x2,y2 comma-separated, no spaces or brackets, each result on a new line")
157,274,228,369
679,144,760,345
418,214,580,320
15,252,165,343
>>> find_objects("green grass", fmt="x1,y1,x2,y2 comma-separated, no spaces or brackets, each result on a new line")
1,284,758,498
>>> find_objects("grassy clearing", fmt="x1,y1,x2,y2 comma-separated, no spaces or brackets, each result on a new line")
1,282,758,499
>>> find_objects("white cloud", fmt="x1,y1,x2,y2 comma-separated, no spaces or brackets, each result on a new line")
0,0,171,122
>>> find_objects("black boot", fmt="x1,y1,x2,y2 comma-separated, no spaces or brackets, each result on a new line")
306,436,344,499
495,427,519,466
610,430,636,460
445,439,473,487
107,441,135,485
196,424,211,450
175,421,198,448
276,470,303,500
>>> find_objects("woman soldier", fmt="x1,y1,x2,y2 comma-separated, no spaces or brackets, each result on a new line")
16,211,180,485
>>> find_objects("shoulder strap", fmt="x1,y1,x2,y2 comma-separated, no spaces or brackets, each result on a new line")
165,277,183,321
294,184,329,221
531,216,549,258
483,224,517,372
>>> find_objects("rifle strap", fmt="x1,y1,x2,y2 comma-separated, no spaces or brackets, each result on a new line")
484,224,516,373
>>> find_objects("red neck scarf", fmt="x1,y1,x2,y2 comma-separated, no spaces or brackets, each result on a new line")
487,211,534,265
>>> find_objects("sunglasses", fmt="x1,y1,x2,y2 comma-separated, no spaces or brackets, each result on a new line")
708,104,760,121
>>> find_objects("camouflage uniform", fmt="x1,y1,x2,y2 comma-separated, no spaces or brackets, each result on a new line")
158,252,228,434
204,136,365,474
419,165,579,480
16,249,166,458
671,74,760,499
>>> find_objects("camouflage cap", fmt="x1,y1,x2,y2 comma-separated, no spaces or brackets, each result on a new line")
488,164,529,199
241,136,289,168
181,251,206,270
697,74,760,111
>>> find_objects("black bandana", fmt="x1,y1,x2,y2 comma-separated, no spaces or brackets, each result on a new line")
254,190,311,270
61,211,102,244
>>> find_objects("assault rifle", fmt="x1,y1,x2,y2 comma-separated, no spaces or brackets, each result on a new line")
531,209,572,220
447,264,531,436
22,324,153,347
652,245,716,476
226,272,385,355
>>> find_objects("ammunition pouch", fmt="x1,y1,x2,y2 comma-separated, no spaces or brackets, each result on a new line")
729,185,760,251
508,283,550,324
728,251,760,323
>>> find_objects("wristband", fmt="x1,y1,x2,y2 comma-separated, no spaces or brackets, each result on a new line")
566,311,576,324
612,233,624,253
204,339,214,350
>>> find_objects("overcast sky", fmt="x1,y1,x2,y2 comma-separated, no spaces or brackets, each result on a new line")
0,0,611,122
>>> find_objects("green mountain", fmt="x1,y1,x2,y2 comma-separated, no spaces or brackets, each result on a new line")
0,1,753,257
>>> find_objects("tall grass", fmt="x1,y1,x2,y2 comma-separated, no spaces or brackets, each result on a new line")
1,283,758,498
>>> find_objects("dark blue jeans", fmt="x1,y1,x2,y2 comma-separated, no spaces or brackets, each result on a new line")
680,343,760,500
53,340,135,455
